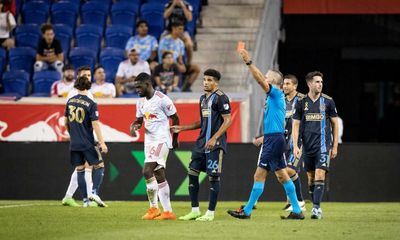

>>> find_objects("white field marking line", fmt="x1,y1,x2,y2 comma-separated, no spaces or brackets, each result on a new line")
0,203,58,209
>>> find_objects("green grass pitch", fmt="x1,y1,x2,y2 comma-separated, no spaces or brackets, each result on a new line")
1,201,399,240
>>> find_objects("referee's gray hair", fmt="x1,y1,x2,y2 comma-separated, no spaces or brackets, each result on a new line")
269,69,283,86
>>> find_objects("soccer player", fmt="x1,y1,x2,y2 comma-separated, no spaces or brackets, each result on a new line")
292,71,339,219
282,74,306,211
227,49,304,220
64,76,108,207
62,66,95,207
171,69,232,221
130,72,180,220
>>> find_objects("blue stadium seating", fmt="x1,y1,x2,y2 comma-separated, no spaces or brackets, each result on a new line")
22,1,49,25
9,47,36,74
0,48,6,80
87,0,112,9
75,24,103,55
32,70,61,96
185,4,198,38
111,2,139,29
81,2,108,28
53,24,73,56
1,71,30,96
105,25,132,50
69,47,97,72
15,24,42,49
61,0,81,8
118,0,142,4
140,3,165,39
99,47,125,83
146,0,168,4
51,1,79,29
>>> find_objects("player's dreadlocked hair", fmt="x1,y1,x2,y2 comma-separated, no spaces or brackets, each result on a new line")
135,72,151,83
74,76,91,91
204,69,221,81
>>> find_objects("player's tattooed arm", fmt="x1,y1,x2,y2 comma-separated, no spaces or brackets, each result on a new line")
205,113,232,151
130,117,143,137
169,113,180,149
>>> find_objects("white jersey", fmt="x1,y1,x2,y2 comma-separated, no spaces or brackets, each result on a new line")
67,88,94,100
51,80,75,97
90,82,116,98
136,91,177,148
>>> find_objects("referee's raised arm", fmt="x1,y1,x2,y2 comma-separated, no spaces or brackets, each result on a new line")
238,49,270,93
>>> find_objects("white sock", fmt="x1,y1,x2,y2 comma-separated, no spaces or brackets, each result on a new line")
146,178,159,208
65,170,78,198
192,207,200,213
158,181,172,212
206,210,215,216
85,169,93,198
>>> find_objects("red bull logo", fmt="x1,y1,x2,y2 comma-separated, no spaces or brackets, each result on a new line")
144,112,158,120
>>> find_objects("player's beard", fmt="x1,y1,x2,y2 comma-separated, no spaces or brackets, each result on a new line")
65,76,74,82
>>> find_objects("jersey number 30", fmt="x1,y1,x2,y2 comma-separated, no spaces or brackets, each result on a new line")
68,106,85,123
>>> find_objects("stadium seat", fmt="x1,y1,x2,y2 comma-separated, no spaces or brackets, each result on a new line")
69,47,97,72
87,0,112,9
61,0,81,8
0,48,6,80
111,2,139,29
80,2,108,28
25,0,51,4
99,47,125,83
75,24,103,55
140,3,165,39
105,25,132,50
185,4,198,38
22,1,49,25
53,24,73,56
32,70,61,96
9,47,36,74
146,0,169,4
51,1,79,29
15,24,42,49
1,70,30,96
118,0,141,4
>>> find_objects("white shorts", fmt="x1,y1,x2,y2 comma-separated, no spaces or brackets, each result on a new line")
144,142,170,169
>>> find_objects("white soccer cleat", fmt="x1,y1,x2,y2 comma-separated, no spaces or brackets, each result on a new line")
89,195,108,207
311,207,322,219
285,200,306,212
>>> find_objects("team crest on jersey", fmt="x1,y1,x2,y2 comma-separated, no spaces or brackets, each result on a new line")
223,104,229,110
304,102,309,111
144,112,158,120
167,104,173,111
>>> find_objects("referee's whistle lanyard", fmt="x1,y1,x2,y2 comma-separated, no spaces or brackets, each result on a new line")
205,92,217,153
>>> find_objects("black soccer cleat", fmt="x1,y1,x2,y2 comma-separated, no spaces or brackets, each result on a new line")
280,212,305,220
282,203,291,211
227,209,251,219
240,204,257,210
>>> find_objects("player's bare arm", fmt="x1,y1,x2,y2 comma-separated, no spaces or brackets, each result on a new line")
92,120,108,154
238,49,270,93
171,120,201,133
205,113,232,151
64,117,69,133
169,113,180,149
130,117,143,137
330,117,339,159
292,119,301,159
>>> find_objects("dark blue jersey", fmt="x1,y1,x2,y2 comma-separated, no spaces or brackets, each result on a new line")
194,89,231,153
285,92,305,142
293,93,338,155
65,94,99,151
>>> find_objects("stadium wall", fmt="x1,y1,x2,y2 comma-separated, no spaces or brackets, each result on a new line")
1,142,399,202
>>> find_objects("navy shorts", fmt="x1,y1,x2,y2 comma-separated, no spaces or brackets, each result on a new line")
258,133,287,172
70,146,103,167
303,149,330,172
190,149,224,177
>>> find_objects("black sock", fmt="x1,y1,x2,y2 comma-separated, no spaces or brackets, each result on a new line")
208,180,220,211
189,174,199,208
313,180,325,208
291,174,304,201
309,183,315,201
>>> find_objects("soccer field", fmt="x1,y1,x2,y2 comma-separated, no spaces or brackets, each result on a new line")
1,201,399,240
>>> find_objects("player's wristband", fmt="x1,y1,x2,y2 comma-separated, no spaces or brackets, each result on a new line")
246,60,252,65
